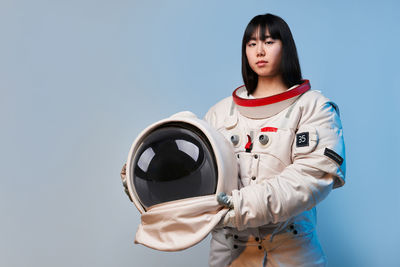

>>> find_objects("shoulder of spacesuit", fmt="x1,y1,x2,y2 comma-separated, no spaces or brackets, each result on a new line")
204,96,233,129
296,89,341,120
297,89,330,107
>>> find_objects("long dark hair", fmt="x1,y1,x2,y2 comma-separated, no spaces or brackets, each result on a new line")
241,13,303,95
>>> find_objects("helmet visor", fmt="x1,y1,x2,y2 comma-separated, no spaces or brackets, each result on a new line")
132,123,218,209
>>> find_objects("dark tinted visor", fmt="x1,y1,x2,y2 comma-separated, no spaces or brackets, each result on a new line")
132,123,218,209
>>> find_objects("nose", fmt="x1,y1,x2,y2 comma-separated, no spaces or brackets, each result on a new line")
257,43,265,57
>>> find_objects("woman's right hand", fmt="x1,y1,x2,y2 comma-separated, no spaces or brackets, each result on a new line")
120,163,127,181
120,163,132,202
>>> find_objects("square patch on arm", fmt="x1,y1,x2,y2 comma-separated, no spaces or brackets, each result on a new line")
296,132,309,147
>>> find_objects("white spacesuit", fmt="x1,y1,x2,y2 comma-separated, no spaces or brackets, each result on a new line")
204,79,346,267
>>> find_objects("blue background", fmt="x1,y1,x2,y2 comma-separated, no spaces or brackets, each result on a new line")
1,0,399,266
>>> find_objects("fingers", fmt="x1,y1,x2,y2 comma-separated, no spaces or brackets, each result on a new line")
120,163,132,202
120,163,127,180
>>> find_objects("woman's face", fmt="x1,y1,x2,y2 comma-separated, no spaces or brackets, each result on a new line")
245,27,283,78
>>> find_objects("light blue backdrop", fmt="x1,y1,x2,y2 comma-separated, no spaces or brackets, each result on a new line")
1,0,399,266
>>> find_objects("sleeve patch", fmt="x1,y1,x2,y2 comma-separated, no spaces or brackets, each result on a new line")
296,132,309,147
324,148,343,165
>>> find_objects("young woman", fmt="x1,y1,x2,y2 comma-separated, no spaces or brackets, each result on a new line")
205,13,346,266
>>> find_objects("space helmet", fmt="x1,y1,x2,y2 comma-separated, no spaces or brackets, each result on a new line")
122,111,238,251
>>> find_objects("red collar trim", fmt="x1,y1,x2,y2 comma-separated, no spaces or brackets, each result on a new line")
232,79,311,107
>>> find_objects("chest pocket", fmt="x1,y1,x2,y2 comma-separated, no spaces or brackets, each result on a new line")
221,127,297,187
251,127,296,182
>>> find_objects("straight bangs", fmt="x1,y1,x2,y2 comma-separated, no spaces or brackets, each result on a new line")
242,16,281,44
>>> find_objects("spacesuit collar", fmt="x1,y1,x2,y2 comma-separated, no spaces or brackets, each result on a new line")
232,79,311,119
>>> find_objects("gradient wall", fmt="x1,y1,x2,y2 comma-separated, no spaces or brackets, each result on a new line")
1,0,399,266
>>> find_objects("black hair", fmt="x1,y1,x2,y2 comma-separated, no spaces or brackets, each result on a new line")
241,13,303,95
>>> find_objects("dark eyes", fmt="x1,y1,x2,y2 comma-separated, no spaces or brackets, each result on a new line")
247,41,274,47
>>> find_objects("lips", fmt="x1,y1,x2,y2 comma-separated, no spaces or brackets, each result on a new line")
256,60,268,66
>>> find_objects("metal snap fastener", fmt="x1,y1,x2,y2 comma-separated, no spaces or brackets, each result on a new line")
230,135,239,146
258,245,262,250
259,134,269,145
233,245,238,249
251,176,256,180
254,154,258,159
234,235,238,239
255,237,260,242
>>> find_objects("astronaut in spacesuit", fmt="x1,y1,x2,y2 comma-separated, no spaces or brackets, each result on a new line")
204,13,346,267
120,12,345,267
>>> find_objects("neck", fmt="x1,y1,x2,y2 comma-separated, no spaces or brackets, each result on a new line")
252,75,288,98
